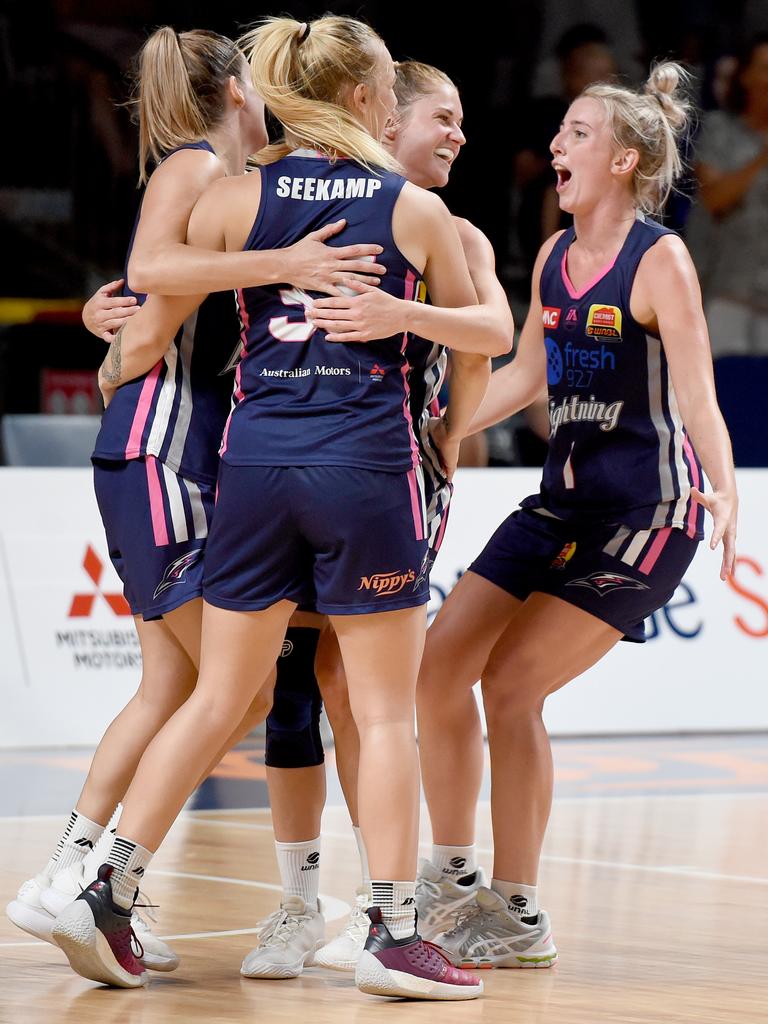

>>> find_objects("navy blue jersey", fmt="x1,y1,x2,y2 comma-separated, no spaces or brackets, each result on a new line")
93,141,240,486
220,150,424,472
522,216,705,539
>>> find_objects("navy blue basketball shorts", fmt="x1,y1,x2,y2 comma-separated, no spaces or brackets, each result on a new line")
93,456,214,620
203,464,431,615
469,508,699,642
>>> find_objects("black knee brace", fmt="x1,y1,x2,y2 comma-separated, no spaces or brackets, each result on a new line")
265,626,325,768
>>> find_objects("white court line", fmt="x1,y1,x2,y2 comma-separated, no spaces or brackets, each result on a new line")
185,819,768,887
0,928,264,950
0,871,350,949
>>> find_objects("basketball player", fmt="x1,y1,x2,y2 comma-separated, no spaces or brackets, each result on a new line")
238,60,513,979
52,15,497,1000
6,24,385,969
414,63,737,968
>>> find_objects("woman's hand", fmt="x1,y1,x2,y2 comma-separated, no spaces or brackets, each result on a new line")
82,280,140,342
691,486,737,581
308,280,406,341
428,415,460,481
284,220,387,296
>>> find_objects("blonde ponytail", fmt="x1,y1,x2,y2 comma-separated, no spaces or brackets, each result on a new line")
133,27,243,183
239,16,400,174
583,61,693,214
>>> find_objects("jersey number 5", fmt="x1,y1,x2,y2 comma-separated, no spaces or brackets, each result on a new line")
269,287,315,342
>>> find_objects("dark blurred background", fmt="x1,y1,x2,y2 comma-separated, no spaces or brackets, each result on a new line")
2,0,767,466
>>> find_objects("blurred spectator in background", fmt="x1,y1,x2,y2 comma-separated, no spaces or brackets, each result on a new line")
514,24,618,276
689,32,768,357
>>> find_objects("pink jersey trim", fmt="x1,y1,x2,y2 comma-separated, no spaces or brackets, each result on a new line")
125,362,162,458
399,271,422,470
638,526,672,575
560,248,618,301
432,500,450,553
406,469,425,541
145,456,169,547
682,432,701,538
220,290,250,457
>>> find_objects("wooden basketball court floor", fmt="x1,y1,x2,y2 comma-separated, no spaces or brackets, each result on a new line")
1,734,767,1024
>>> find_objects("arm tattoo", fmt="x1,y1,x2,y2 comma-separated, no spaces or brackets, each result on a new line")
101,323,125,385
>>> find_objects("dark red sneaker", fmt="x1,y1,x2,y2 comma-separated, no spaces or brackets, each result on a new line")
355,906,483,1000
52,864,148,988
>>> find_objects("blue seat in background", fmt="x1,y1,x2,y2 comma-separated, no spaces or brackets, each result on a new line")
1,414,100,467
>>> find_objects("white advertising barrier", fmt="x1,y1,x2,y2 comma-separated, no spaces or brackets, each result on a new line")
430,469,768,735
0,467,765,747
0,470,141,748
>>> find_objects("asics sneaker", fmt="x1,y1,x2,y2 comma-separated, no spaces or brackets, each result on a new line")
437,886,557,968
415,858,486,940
355,907,483,1000
240,895,325,980
52,864,148,988
41,862,179,972
314,886,370,972
6,872,55,942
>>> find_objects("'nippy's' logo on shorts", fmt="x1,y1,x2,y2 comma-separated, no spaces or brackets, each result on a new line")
358,570,416,596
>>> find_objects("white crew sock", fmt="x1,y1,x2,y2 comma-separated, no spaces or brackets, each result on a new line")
431,843,477,881
491,877,539,918
275,837,321,911
371,880,416,940
352,826,370,886
106,835,154,910
83,823,118,881
43,810,106,877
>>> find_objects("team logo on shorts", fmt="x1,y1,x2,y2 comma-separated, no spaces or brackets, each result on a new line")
412,551,433,592
542,306,561,329
153,550,203,600
550,541,577,570
358,569,416,596
566,572,649,597
586,304,622,340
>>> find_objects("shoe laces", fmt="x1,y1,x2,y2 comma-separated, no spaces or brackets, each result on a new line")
415,876,442,903
442,901,494,938
19,877,42,898
341,899,370,939
132,890,159,930
255,907,312,947
129,927,146,961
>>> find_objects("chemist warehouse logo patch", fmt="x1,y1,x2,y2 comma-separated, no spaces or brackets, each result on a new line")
586,304,622,340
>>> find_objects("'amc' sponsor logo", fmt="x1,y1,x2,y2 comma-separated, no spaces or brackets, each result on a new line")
542,306,561,329
358,569,416,596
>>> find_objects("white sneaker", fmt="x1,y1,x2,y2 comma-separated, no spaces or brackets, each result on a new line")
40,862,180,972
240,895,325,980
415,859,487,941
314,887,370,972
436,887,558,968
6,873,55,942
